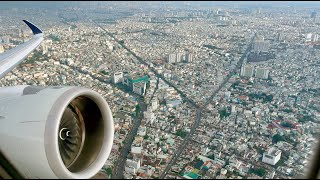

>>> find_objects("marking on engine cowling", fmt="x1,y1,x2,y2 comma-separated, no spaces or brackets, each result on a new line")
22,86,47,95
20,120,41,123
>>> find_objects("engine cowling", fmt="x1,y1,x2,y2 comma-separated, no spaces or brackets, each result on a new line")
0,85,114,179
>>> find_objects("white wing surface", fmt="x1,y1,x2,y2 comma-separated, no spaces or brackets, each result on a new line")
0,20,44,79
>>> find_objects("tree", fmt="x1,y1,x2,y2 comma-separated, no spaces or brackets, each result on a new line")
264,94,273,103
144,135,149,140
280,121,293,128
208,154,215,160
249,168,266,177
106,168,112,176
176,129,187,138
254,168,266,177
219,108,231,119
272,134,284,144
135,104,140,115
298,115,314,123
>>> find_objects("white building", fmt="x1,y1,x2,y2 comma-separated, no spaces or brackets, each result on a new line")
186,53,193,62
125,166,136,174
131,146,142,154
224,91,231,99
126,159,141,169
231,105,236,113
168,53,176,63
132,81,146,96
262,147,282,165
306,33,313,42
41,42,48,54
255,67,269,79
113,72,123,84
151,98,158,111
176,52,184,63
312,34,319,42
144,110,156,124
0,45,4,53
137,126,147,137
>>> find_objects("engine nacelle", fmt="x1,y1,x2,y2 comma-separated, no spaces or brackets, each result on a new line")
0,85,114,179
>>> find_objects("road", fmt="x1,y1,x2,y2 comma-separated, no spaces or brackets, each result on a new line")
159,34,256,178
147,77,159,105
94,22,198,108
112,100,146,179
94,22,256,178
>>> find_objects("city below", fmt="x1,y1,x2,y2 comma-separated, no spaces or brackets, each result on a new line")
0,1,319,179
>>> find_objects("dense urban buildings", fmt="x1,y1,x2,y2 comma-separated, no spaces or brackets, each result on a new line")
0,1,319,179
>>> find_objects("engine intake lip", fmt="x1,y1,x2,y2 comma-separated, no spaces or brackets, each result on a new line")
44,87,114,179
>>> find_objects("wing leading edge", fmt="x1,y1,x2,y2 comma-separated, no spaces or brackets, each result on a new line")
0,20,44,79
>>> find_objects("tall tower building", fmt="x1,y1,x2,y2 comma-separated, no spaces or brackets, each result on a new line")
113,72,123,84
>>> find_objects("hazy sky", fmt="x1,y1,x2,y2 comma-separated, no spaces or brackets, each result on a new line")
1,1,320,9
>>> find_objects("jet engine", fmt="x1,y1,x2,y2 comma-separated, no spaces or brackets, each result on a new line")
0,85,114,179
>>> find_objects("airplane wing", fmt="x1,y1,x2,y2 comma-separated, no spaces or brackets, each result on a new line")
0,20,114,179
0,20,44,79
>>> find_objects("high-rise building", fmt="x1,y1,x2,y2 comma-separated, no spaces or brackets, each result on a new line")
306,33,313,42
240,64,254,77
176,52,184,63
276,33,284,42
151,98,158,111
132,81,146,96
168,52,194,63
168,53,176,63
186,53,193,62
123,74,149,90
312,34,319,42
126,159,141,170
255,67,269,79
0,45,4,53
262,147,281,165
113,72,123,84
41,41,48,55
305,33,318,42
